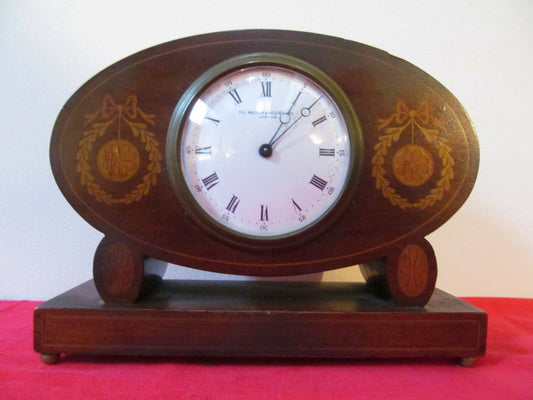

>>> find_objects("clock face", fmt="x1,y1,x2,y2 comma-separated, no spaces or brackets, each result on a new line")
167,53,363,248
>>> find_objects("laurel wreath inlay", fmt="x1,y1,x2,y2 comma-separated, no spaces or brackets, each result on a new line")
371,100,455,209
75,95,162,205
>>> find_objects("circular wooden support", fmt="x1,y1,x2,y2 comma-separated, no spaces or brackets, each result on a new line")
387,239,437,306
360,238,437,306
93,236,147,304
40,353,60,365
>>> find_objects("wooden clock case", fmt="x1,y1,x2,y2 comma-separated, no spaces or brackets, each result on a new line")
35,30,486,365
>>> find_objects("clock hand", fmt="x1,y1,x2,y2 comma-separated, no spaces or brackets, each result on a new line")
270,91,302,144
259,91,303,158
269,96,322,148
259,95,322,158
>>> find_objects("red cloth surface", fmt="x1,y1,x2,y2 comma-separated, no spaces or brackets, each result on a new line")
1,297,532,400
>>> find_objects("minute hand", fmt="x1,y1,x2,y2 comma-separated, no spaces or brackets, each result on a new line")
265,91,302,147
269,96,322,147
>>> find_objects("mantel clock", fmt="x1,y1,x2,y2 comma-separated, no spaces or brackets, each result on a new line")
35,30,486,365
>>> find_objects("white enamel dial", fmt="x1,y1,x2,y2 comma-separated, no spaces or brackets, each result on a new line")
169,54,361,246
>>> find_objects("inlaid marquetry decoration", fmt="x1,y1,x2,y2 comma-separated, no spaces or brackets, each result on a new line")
76,95,162,205
99,241,135,297
372,100,455,209
397,244,429,298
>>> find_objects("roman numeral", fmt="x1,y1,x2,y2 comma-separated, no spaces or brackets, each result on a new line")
205,116,220,126
291,198,302,213
201,172,219,190
229,89,242,105
319,148,335,157
312,115,327,127
195,146,212,155
226,195,240,213
261,81,272,97
260,204,269,221
309,174,328,191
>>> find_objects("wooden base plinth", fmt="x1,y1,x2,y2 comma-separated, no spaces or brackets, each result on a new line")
34,280,487,365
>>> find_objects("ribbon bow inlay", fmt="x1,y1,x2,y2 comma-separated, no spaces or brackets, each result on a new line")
394,100,430,125
84,95,154,126
102,95,138,119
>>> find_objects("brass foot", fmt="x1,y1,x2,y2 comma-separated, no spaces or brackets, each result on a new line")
457,357,477,367
40,353,60,365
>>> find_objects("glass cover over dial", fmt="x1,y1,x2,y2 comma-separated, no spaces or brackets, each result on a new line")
168,54,362,246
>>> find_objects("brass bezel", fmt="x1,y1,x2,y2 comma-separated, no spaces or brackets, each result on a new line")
166,53,364,250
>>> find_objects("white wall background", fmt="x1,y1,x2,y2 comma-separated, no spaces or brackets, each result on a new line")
1,0,531,300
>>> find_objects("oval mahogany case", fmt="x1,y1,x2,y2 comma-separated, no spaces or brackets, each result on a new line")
50,30,478,304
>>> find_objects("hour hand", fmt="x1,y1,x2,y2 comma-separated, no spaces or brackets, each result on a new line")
259,96,322,158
